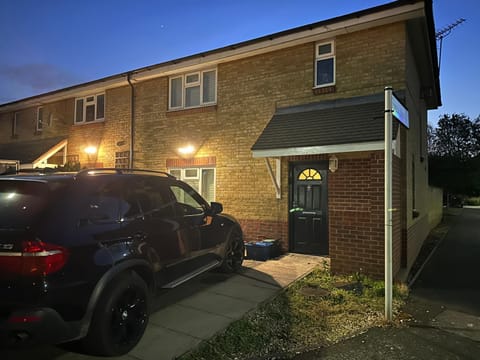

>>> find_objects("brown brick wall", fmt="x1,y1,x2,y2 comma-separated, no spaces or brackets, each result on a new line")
0,99,72,146
248,151,402,279
65,86,131,168
0,21,412,279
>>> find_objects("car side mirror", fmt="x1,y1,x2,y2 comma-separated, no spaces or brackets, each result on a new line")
210,202,223,215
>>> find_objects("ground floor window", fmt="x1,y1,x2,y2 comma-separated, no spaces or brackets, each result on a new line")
169,167,215,203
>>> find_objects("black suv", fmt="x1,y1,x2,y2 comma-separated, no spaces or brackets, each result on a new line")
0,169,244,356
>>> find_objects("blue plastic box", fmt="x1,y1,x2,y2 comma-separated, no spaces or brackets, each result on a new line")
245,240,281,261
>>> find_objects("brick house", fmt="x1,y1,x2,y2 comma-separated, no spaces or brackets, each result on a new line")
0,0,443,279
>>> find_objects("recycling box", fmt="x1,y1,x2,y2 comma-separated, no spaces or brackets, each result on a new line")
245,239,281,261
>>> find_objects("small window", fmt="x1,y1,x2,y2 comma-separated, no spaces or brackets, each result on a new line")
298,168,322,180
315,41,335,87
36,107,43,131
169,69,217,110
75,94,105,124
170,169,181,178
184,169,199,179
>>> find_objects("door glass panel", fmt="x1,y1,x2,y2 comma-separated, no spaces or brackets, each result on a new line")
298,168,321,180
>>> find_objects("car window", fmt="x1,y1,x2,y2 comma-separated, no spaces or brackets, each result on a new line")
79,180,123,224
0,179,68,228
121,177,175,220
169,183,206,216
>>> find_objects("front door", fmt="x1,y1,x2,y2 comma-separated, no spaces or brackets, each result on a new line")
290,162,328,255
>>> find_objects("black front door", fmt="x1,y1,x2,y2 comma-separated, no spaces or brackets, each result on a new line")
290,162,328,255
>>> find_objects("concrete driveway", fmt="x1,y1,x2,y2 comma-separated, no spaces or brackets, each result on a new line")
1,254,326,360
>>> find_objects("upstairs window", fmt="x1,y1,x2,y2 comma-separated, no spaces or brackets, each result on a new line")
169,69,217,110
75,93,105,124
36,107,43,131
315,41,335,87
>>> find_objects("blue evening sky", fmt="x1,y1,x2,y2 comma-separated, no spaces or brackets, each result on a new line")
0,0,478,125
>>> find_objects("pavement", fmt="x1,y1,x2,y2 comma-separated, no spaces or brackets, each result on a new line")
0,253,326,360
292,207,480,360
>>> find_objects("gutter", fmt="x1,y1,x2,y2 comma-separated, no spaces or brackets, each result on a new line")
127,73,135,168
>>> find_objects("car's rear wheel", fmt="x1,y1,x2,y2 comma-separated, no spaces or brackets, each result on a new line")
220,227,244,273
83,271,149,356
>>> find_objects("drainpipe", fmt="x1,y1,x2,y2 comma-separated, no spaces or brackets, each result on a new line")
127,73,135,168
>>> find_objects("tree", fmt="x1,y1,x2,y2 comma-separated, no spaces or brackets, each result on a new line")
429,113,480,197
432,113,478,159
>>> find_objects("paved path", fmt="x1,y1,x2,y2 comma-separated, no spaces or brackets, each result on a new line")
1,254,326,360
294,207,480,359
406,206,480,344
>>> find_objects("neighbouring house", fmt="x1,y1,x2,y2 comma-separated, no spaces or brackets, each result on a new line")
0,0,443,279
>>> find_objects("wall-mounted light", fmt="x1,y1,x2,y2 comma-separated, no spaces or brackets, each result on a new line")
329,154,338,173
178,144,195,156
84,146,97,155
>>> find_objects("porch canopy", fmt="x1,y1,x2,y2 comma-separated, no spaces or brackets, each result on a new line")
251,92,400,158
0,137,67,169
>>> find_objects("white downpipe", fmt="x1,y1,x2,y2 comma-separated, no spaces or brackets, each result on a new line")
384,87,393,321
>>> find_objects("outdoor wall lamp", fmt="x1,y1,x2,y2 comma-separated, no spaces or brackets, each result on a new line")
329,154,338,173
178,144,195,156
84,146,97,155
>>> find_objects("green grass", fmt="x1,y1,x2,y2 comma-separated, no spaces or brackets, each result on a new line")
464,197,480,206
179,265,408,360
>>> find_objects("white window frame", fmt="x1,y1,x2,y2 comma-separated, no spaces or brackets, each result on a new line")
36,107,43,131
314,40,336,88
168,69,217,110
74,93,105,124
169,167,216,201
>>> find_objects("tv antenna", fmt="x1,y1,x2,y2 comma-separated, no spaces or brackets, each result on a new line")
436,18,465,70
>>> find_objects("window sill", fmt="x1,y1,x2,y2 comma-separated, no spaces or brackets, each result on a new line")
312,85,336,95
167,105,217,117
73,120,105,126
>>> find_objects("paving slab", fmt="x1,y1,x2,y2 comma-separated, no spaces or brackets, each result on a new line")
434,309,480,342
150,304,232,340
207,277,280,303
177,288,258,320
130,324,201,360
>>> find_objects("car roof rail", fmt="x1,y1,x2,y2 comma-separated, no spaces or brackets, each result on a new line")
75,168,176,179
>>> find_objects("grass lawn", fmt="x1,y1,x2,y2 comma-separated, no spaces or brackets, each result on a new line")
179,263,408,360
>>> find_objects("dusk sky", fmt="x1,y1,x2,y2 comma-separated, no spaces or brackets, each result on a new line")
0,0,478,126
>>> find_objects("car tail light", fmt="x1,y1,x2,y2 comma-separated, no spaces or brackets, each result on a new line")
0,240,69,277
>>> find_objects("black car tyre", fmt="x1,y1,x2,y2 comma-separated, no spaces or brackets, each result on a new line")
83,271,149,356
220,227,244,273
